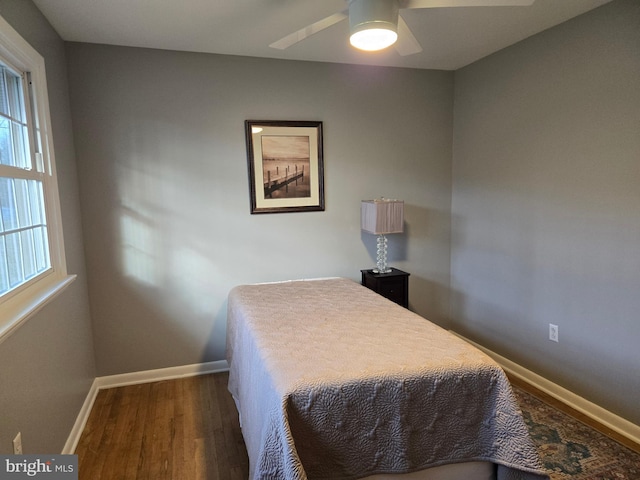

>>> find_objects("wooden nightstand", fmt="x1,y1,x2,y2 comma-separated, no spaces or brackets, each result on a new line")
361,268,410,308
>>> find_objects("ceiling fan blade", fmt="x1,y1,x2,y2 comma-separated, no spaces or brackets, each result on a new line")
395,15,423,56
400,0,534,9
269,11,348,50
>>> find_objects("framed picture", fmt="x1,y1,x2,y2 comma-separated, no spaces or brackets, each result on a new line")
245,120,324,214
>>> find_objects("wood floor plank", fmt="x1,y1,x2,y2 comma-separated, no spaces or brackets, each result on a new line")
93,387,124,479
76,386,117,478
101,383,146,479
180,377,202,480
124,383,152,479
193,437,212,480
202,374,227,479
171,379,186,480
147,380,173,480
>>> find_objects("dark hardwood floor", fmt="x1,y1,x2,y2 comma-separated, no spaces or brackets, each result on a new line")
75,372,248,480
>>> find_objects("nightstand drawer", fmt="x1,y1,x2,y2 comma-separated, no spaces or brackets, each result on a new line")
377,278,405,304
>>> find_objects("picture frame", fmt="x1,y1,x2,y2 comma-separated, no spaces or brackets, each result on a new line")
245,120,324,214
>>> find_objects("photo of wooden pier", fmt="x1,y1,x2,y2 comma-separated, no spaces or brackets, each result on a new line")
261,135,311,199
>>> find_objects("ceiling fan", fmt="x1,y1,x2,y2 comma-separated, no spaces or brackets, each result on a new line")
270,0,535,56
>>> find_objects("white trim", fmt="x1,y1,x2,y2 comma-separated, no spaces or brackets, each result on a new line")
64,360,230,453
94,360,230,390
0,14,40,69
451,331,640,447
0,274,76,343
62,378,99,455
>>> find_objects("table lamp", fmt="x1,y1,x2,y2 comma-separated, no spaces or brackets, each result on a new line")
361,198,404,273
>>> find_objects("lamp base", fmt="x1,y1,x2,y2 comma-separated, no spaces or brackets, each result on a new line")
375,234,391,274
372,268,392,274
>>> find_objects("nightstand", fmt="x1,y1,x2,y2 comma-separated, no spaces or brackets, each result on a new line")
361,268,410,308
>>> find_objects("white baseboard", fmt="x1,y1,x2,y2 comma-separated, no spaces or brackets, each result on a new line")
64,360,229,453
452,331,640,447
62,378,99,454
94,359,229,390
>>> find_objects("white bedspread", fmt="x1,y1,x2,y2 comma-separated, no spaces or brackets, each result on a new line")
226,278,549,480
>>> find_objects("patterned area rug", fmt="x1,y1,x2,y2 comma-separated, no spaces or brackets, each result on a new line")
512,386,640,479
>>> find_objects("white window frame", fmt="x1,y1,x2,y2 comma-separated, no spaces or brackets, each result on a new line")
0,14,75,342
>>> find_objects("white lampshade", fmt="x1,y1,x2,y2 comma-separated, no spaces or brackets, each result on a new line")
361,199,404,235
349,0,399,51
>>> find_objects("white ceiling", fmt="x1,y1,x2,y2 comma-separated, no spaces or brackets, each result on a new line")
32,0,612,70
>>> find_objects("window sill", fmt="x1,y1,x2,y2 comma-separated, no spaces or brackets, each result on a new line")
0,274,77,344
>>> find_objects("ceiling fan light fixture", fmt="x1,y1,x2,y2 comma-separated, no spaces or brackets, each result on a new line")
349,0,399,51
350,26,398,51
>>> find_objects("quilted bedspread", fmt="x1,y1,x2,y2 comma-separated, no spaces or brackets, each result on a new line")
226,278,549,480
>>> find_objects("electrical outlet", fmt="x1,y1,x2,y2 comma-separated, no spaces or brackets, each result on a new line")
13,432,22,454
549,324,559,343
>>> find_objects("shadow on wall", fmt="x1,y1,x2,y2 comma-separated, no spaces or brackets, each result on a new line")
203,300,230,365
410,276,451,329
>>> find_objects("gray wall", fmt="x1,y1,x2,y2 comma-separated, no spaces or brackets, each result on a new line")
451,0,639,424
0,0,95,454
65,44,454,376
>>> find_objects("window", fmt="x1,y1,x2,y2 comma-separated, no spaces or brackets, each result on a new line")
0,15,74,340
0,65,50,294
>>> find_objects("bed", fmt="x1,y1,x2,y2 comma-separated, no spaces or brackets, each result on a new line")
226,277,549,480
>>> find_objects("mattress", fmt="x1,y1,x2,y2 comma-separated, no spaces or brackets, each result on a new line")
226,278,548,480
